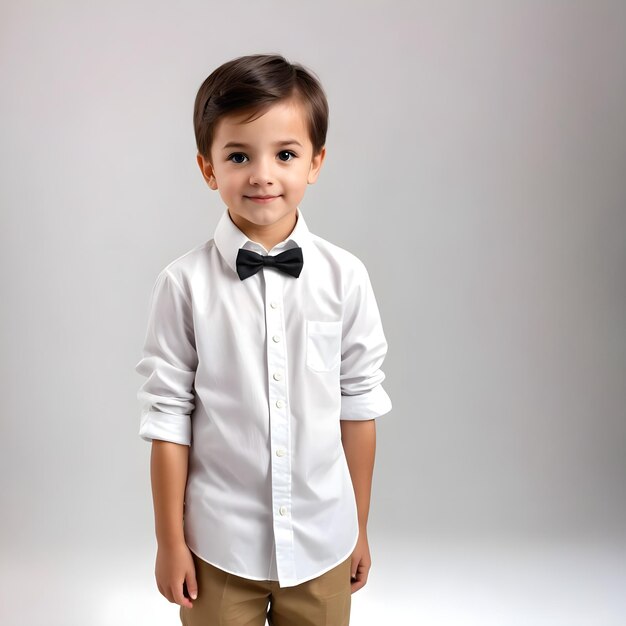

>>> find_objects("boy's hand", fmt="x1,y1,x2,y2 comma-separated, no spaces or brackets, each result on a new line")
155,542,198,609
350,529,371,593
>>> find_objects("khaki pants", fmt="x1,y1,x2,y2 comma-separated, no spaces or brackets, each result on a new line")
180,550,352,626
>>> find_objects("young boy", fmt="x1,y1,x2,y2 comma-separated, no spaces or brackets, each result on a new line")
135,53,392,626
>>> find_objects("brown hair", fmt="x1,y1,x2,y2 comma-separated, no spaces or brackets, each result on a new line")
193,53,329,160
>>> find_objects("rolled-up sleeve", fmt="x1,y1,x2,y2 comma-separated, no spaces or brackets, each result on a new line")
134,270,198,445
339,259,392,420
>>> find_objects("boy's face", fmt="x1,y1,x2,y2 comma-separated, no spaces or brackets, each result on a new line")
197,98,325,232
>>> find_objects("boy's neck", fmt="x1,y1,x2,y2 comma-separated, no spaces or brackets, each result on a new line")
228,209,298,253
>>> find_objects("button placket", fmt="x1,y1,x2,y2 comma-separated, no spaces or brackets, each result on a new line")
264,268,295,582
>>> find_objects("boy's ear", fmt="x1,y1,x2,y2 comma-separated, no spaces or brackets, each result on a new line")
197,153,218,190
307,146,326,185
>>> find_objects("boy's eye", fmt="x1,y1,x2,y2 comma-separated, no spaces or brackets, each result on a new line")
278,150,296,162
228,153,248,164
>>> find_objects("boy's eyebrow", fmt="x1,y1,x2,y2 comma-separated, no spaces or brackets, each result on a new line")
222,139,303,150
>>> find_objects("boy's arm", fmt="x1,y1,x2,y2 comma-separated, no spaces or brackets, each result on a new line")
341,419,375,594
135,270,199,607
151,439,189,547
340,419,376,532
135,270,198,446
338,259,392,422
150,436,198,610
338,259,391,592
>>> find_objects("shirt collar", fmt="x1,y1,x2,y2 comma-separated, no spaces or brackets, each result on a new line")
213,206,312,277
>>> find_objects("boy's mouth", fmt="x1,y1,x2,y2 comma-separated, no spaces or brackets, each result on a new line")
245,195,281,203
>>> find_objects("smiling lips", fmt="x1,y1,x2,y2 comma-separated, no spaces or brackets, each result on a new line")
245,195,280,203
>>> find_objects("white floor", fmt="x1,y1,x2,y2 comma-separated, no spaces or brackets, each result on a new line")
2,536,625,625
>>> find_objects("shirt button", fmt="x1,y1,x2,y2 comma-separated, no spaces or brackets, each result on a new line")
279,506,288,516
276,399,285,408
270,301,279,309
272,334,281,343
276,448,286,457
273,371,282,381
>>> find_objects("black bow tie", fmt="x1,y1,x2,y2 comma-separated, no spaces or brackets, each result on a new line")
236,247,304,281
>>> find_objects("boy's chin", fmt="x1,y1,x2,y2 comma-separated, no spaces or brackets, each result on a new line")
231,205,297,225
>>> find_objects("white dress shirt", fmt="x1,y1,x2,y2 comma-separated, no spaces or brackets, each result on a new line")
135,206,392,587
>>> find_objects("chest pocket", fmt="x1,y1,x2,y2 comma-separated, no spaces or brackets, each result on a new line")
306,320,343,372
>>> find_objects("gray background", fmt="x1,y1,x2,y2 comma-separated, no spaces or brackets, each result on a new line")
1,0,625,624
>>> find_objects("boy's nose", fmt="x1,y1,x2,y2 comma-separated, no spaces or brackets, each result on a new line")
248,158,275,186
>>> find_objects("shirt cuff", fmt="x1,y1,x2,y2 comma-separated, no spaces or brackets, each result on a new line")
139,410,192,446
340,384,392,421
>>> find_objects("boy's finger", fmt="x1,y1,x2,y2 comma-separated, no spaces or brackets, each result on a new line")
186,569,198,600
174,582,193,608
350,556,358,580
